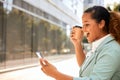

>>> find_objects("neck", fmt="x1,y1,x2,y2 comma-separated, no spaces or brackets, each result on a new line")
94,33,108,42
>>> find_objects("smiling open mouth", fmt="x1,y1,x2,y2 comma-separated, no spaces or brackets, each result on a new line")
84,32,89,38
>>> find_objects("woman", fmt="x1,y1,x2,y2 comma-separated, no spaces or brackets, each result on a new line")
40,6,120,80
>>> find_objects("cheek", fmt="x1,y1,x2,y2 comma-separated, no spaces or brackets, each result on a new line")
90,30,100,41
87,28,98,42
89,31,95,39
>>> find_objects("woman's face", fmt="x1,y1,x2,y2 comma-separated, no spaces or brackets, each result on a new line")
82,13,104,43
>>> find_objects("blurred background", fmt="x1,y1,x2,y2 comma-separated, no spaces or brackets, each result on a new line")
0,0,120,78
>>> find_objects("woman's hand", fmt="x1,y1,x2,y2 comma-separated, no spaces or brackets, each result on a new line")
70,26,86,66
40,59,58,78
70,26,83,46
40,59,73,80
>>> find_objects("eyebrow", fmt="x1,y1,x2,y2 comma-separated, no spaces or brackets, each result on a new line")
83,21,89,23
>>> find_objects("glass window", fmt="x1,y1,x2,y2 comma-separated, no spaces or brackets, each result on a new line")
0,0,74,71
88,0,93,3
0,2,6,69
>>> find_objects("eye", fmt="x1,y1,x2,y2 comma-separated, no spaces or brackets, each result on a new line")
83,24,89,27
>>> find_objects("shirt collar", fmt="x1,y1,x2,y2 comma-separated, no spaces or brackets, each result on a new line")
91,34,111,52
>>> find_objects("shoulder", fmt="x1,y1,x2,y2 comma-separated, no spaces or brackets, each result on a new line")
96,39,120,61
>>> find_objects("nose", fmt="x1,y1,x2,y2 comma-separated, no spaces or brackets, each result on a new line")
82,26,86,32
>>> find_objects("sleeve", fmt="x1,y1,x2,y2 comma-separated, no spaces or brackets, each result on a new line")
73,47,120,80
73,77,90,80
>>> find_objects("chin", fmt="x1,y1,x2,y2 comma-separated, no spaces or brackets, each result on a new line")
87,38,93,43
88,40,92,43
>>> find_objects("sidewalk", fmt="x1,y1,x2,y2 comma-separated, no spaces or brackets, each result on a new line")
0,54,80,80
0,54,75,73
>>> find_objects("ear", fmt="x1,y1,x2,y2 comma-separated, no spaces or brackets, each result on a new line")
98,20,105,29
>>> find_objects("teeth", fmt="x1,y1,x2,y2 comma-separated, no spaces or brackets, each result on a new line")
84,32,89,37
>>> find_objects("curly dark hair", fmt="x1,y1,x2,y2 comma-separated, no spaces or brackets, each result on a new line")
109,12,120,44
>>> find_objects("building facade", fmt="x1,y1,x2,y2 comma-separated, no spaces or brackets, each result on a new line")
0,0,83,72
83,0,104,10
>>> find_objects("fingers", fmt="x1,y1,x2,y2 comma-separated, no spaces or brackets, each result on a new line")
70,27,80,38
41,67,48,75
43,59,49,64
40,58,48,66
40,59,48,74
41,67,45,72
70,26,84,43
70,30,75,37
40,58,44,66
41,67,47,73
70,27,77,37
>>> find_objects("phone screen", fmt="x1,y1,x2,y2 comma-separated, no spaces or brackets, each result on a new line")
36,52,43,59
36,52,46,65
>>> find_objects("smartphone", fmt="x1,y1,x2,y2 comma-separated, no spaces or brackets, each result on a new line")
36,51,46,65
36,51,43,59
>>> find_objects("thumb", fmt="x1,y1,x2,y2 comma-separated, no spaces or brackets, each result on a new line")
43,59,50,65
40,59,49,66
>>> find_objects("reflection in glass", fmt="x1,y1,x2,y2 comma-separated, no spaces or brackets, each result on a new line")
0,1,73,71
